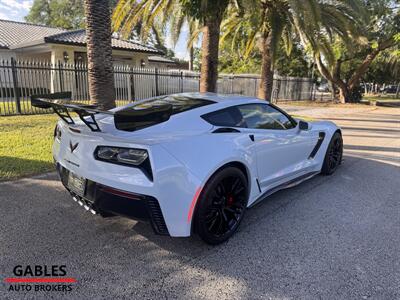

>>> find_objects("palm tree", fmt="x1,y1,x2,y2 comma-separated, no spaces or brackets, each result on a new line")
186,0,230,92
84,0,116,110
222,0,362,101
112,0,231,92
223,0,307,100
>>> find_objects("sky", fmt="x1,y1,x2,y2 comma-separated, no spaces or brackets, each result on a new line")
0,0,190,59
0,0,32,21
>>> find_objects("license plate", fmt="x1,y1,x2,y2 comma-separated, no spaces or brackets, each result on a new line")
68,171,86,197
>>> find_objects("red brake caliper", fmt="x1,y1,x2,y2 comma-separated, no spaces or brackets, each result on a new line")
227,195,234,206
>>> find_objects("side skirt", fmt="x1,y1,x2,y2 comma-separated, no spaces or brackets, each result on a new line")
249,171,319,208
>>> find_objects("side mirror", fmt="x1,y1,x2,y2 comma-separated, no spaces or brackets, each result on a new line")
299,120,309,131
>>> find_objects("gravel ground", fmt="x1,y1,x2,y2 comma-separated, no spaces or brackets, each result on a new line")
1,106,399,299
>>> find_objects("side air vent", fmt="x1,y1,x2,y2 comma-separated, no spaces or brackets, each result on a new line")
147,198,169,235
309,132,326,159
212,127,240,133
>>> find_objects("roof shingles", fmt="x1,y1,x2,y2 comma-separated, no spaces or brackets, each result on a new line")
148,55,176,64
45,30,159,53
0,19,159,54
0,19,64,48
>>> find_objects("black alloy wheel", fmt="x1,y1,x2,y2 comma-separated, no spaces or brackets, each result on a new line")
194,167,248,245
321,132,343,175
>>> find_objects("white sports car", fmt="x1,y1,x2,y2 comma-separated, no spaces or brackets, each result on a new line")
32,92,343,244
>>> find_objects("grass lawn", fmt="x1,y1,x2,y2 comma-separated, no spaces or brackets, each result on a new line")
0,114,58,181
362,95,400,102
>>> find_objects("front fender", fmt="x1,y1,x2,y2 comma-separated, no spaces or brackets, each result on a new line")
309,120,341,167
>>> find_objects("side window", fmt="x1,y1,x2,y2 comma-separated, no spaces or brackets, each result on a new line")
201,106,246,127
268,104,297,129
237,104,295,130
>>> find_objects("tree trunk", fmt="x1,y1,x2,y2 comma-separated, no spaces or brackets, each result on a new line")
396,82,400,98
338,85,349,104
348,50,379,90
258,32,274,100
348,38,395,90
189,46,194,71
84,0,115,110
330,83,337,101
338,83,360,103
199,16,222,93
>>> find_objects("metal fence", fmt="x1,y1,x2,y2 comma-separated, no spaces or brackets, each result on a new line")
0,58,318,116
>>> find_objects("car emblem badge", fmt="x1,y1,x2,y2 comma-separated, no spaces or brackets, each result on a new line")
69,141,79,153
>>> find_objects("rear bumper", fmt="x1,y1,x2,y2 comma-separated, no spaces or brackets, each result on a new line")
56,163,169,235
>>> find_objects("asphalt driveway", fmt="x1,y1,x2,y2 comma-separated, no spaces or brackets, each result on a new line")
1,105,399,299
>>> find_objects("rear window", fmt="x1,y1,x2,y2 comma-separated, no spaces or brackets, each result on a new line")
114,95,214,131
131,95,214,114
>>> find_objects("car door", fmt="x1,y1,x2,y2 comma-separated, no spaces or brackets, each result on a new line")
237,103,318,192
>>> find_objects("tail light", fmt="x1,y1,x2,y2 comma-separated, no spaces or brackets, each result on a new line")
94,146,153,181
54,124,62,142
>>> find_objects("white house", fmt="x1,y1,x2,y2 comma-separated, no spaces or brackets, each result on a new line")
0,19,192,101
0,20,195,106
0,19,161,67
148,55,180,69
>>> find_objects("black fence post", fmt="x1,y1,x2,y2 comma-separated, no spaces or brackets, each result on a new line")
10,58,21,114
130,66,135,102
154,68,159,96
274,79,281,104
311,80,316,101
254,78,258,97
180,71,184,93
58,61,64,92
198,74,201,91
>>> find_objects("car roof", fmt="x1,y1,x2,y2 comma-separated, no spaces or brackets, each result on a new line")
106,93,271,134
156,93,268,122
115,92,268,116
174,92,262,103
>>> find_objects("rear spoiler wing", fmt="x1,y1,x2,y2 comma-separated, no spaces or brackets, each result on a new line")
31,92,172,132
31,92,112,131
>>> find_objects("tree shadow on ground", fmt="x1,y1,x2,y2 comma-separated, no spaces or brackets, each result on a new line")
1,155,399,299
0,156,54,181
344,134,400,139
319,117,400,123
344,144,400,153
128,155,400,298
340,126,400,133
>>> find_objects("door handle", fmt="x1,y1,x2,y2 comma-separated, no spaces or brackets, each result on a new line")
249,134,255,142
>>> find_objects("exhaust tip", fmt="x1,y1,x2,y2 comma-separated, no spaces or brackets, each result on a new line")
71,196,96,215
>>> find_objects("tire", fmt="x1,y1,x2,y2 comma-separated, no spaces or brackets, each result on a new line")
194,167,248,245
321,131,343,175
